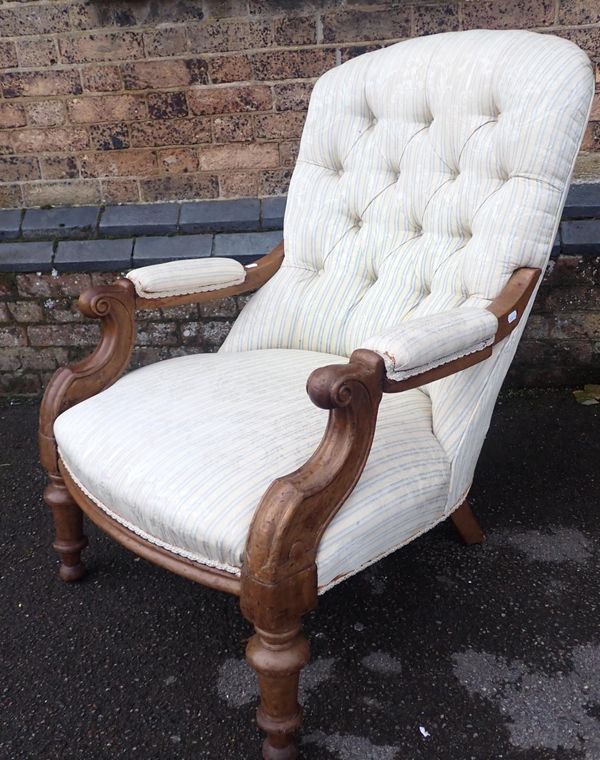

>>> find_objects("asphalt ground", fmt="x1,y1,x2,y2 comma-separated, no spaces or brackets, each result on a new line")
1,390,599,760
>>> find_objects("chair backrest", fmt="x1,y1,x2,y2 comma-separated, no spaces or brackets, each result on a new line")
223,30,593,508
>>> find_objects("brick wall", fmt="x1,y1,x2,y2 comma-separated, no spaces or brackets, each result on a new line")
1,254,599,396
0,0,598,209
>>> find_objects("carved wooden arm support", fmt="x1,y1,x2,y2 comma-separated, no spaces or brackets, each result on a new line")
39,243,285,477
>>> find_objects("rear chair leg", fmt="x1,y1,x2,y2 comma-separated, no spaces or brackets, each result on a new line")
43,474,88,582
451,499,486,545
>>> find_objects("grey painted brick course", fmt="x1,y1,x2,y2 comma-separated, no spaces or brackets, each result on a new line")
213,230,283,262
180,199,259,233
100,203,179,237
261,196,286,229
133,234,213,267
563,183,600,220
0,241,53,272
22,207,99,241
0,210,22,242
561,220,600,255
55,239,133,272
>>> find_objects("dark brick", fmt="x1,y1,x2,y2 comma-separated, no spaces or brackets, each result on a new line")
22,207,99,241
89,123,130,151
100,203,180,236
322,8,410,43
561,220,600,256
0,242,54,273
180,198,259,233
140,174,219,202
213,230,282,262
132,234,213,266
563,183,600,220
251,48,336,80
261,196,286,229
0,210,22,242
54,239,133,272
147,92,189,120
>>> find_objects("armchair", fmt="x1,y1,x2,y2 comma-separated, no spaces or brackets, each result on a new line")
38,30,593,760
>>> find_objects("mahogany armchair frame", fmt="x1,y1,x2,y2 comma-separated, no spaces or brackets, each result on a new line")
38,241,540,760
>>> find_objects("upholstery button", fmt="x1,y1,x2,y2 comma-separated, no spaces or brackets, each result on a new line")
357,219,363,228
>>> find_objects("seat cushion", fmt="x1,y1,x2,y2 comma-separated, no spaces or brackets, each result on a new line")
54,350,450,592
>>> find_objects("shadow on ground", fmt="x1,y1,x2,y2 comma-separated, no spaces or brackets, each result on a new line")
1,389,599,760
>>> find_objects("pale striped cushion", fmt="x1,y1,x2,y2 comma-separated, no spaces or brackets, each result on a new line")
127,258,246,298
54,350,450,593
361,307,498,381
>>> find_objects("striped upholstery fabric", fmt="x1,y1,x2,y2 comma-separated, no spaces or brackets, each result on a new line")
127,258,245,298
54,31,593,591
55,350,450,592
360,307,498,381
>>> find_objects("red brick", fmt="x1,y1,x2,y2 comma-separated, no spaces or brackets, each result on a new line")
188,84,272,116
0,103,26,129
322,8,410,43
122,59,208,90
251,49,336,80
81,65,123,93
274,82,314,111
0,185,22,208
255,111,306,140
279,140,300,166
0,41,18,70
159,147,199,174
16,273,89,298
219,170,259,197
60,32,144,64
89,123,130,151
187,19,273,54
0,374,41,396
22,179,101,207
136,321,179,346
463,0,555,29
0,326,27,348
25,101,67,128
203,0,249,18
40,156,80,180
208,54,253,84
140,173,219,202
147,92,189,120
144,26,189,58
1,70,82,98
591,94,600,122
273,15,317,46
16,38,59,68
28,324,101,347
7,301,44,323
259,168,292,195
80,149,158,178
340,44,381,64
558,0,600,24
213,114,254,142
0,303,10,323
11,127,88,154
68,94,147,124
100,178,141,204
199,142,279,170
414,4,460,35
0,5,70,37
130,117,211,148
0,156,40,182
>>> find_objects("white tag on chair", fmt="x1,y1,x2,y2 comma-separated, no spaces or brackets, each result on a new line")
508,310,517,324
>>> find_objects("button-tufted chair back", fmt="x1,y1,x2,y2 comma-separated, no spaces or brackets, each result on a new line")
223,30,593,507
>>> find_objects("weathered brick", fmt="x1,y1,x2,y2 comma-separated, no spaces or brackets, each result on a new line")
322,8,410,43
0,303,9,323
219,171,259,198
414,4,460,35
187,19,273,53
144,26,189,58
11,128,88,154
25,101,67,128
251,49,336,80
203,0,248,18
100,178,140,204
0,186,23,209
89,123,130,151
17,272,91,298
60,32,144,64
259,168,292,195
255,111,306,140
130,118,211,148
68,94,147,124
0,373,40,396
213,114,254,142
0,41,18,70
180,320,203,346
274,82,314,112
16,38,59,68
43,298,82,324
122,59,208,89
558,0,600,25
549,312,600,339
273,15,317,46
159,147,199,174
187,84,272,115
199,297,237,317
0,5,70,37
545,286,600,312
147,92,189,120
80,149,158,179
463,0,556,29
202,319,233,350
0,103,27,129
81,65,123,93
208,54,253,84
136,321,178,346
1,70,82,99
40,156,80,180
279,140,300,166
0,156,40,182
7,301,44,323
249,0,334,13
22,180,101,208
28,324,101,347
140,173,219,202
0,326,27,348
199,142,279,170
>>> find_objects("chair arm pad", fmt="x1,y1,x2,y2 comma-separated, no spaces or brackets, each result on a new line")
127,257,246,299
360,307,498,382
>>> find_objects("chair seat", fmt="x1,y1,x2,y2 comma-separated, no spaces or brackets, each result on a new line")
54,349,450,592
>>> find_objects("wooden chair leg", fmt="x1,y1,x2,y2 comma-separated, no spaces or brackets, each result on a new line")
246,623,310,760
43,474,88,582
450,499,486,545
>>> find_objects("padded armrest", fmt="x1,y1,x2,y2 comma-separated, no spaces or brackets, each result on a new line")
127,257,246,299
360,307,499,382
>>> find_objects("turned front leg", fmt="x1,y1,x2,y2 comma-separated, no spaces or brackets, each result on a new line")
43,474,88,582
246,624,310,760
